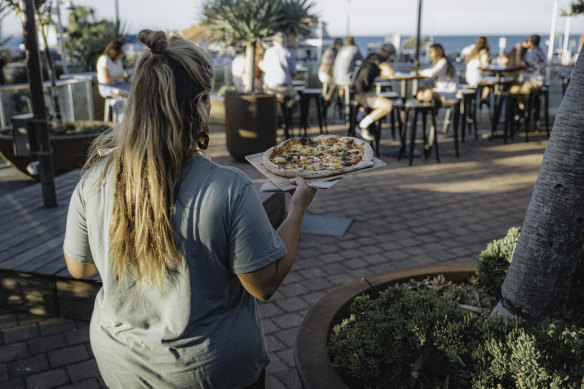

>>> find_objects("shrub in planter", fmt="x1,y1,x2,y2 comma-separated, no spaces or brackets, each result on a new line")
328,228,584,389
476,226,521,297
329,284,584,389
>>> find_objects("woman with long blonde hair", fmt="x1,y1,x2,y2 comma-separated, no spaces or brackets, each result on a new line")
64,29,315,388
465,36,492,100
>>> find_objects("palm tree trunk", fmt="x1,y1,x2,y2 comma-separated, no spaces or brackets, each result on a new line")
492,49,584,322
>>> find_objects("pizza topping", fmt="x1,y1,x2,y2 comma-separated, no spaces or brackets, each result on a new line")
262,135,374,178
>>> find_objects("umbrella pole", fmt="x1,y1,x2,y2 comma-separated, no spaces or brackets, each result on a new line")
415,0,423,70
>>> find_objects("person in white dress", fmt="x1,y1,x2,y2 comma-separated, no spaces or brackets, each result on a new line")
96,40,131,98
465,36,493,101
417,43,459,102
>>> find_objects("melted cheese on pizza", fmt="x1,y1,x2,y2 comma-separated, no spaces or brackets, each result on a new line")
269,137,364,172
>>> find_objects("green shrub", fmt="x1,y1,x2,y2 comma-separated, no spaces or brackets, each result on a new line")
476,227,521,297
329,285,584,389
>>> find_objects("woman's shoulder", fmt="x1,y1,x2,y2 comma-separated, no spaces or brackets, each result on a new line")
186,156,253,186
96,55,107,66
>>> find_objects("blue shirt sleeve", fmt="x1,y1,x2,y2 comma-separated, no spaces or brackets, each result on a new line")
228,183,287,274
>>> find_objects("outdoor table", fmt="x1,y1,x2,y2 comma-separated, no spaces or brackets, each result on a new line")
374,79,393,95
479,65,522,136
389,71,429,101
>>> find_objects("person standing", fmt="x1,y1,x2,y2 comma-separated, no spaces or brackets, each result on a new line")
259,32,297,102
231,51,246,91
64,29,316,389
333,36,363,90
351,43,396,141
318,37,343,102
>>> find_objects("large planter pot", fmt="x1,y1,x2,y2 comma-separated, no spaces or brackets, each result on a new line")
224,94,278,161
0,127,100,177
295,263,477,389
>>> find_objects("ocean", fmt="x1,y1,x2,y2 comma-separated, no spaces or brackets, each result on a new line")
352,34,583,57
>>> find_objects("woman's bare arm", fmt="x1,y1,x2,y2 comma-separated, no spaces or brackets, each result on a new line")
237,177,316,300
64,252,99,279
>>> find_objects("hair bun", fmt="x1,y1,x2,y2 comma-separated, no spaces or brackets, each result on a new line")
138,29,168,54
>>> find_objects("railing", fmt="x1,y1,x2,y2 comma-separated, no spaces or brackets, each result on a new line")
0,77,94,128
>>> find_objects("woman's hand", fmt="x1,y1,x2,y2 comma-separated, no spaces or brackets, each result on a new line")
288,177,316,212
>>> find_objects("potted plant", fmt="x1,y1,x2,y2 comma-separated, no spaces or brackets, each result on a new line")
295,228,584,388
0,121,113,177
201,0,315,161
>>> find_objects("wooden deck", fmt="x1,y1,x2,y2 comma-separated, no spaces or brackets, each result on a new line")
0,169,285,320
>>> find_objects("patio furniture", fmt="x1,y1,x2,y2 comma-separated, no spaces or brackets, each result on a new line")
298,88,325,136
397,100,440,166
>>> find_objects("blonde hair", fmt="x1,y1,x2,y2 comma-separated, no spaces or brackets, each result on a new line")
84,29,214,288
466,36,490,64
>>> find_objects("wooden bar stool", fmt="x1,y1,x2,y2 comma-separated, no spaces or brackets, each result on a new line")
460,88,479,141
397,100,439,166
298,88,325,137
440,98,461,158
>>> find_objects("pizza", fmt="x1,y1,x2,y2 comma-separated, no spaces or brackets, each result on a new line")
262,135,374,178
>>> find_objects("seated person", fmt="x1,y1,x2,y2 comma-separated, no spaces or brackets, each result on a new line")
417,43,459,102
507,35,546,93
499,35,546,110
259,32,297,105
318,38,343,102
465,36,492,101
96,40,131,98
351,43,396,141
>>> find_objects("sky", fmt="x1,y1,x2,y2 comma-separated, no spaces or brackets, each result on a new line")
1,0,583,38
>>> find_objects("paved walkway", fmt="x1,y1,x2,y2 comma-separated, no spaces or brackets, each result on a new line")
0,113,549,388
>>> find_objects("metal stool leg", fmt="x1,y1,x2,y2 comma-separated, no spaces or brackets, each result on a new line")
409,109,419,166
431,107,440,163
315,95,324,135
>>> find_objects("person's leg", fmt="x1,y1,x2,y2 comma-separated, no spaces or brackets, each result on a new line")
325,84,337,102
361,96,393,125
357,96,392,141
416,88,434,101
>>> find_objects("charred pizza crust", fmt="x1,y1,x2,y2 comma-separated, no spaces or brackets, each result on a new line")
262,135,374,178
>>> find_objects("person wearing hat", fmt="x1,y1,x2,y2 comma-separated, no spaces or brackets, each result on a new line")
351,43,396,141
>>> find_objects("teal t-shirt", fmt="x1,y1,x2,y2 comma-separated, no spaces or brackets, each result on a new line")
63,156,287,388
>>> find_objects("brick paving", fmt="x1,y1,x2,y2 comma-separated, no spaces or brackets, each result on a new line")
0,112,550,388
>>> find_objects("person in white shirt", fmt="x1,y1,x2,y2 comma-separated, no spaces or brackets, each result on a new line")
231,52,246,92
96,40,131,98
259,32,297,100
417,43,459,102
318,38,343,102
465,36,493,101
332,36,362,87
